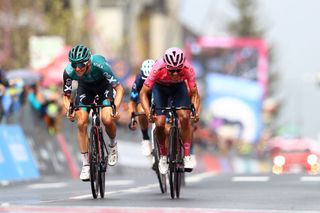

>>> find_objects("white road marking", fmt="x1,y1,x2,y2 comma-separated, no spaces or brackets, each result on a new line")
186,171,216,183
28,182,67,189
106,180,135,186
232,176,270,182
0,181,9,186
70,172,215,200
70,183,158,199
300,176,320,181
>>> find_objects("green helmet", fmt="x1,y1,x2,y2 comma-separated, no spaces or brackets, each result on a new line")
68,44,91,63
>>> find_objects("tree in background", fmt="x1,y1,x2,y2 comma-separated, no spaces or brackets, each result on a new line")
0,0,90,70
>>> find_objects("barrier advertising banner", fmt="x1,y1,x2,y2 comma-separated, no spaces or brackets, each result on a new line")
0,125,39,181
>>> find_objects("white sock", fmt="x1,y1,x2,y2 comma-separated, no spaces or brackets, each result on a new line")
82,152,88,166
109,138,117,147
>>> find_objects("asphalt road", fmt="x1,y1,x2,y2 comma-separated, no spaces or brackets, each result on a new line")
1,167,320,213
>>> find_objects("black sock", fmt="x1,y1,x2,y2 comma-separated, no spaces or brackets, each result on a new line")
141,129,150,140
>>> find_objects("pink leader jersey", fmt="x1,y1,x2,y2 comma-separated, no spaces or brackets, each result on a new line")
144,58,197,90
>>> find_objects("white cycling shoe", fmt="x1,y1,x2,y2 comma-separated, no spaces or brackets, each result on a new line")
184,156,194,172
159,156,168,175
80,165,90,181
141,140,152,156
108,145,118,166
190,154,197,167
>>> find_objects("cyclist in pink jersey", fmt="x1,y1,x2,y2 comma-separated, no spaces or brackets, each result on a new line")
140,47,201,174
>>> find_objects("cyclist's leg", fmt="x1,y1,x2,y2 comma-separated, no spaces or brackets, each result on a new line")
101,106,118,166
155,115,167,174
172,83,193,170
99,84,119,166
137,103,149,139
137,103,152,156
153,84,170,174
152,84,170,156
75,109,90,180
190,122,197,167
99,84,117,146
75,85,93,180
75,109,90,160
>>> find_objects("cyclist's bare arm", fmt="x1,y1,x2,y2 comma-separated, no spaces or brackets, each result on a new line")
128,100,137,115
139,85,152,121
113,84,124,117
190,87,201,122
63,95,76,121
63,95,71,112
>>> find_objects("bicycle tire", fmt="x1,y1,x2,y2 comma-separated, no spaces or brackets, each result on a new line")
98,129,106,198
175,136,183,198
168,127,178,199
152,129,167,193
89,127,100,199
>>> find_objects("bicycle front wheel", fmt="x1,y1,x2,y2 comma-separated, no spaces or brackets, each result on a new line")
168,127,179,199
98,129,106,198
175,137,183,198
89,127,100,199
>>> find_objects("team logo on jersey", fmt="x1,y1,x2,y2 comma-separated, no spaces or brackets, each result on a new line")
93,62,103,69
131,92,138,99
79,94,86,103
64,79,72,92
103,72,117,83
104,90,109,98
66,78,72,86
108,76,117,83
64,85,72,92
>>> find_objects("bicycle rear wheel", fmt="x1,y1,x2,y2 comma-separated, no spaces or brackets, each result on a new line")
168,127,178,199
152,129,167,193
89,127,100,199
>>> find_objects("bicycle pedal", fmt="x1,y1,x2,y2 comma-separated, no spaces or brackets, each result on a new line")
152,162,158,171
184,168,193,173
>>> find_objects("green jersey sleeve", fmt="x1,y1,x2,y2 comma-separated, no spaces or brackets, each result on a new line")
91,55,120,87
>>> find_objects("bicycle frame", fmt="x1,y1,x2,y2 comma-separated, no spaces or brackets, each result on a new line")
69,99,116,199
150,103,195,199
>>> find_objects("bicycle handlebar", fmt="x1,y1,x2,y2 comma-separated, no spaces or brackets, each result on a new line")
150,103,196,117
68,100,116,117
128,112,146,130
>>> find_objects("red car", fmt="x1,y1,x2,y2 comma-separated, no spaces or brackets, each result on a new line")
268,137,320,174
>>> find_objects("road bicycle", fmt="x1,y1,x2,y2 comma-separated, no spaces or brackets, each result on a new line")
150,103,195,199
129,112,167,193
69,97,116,199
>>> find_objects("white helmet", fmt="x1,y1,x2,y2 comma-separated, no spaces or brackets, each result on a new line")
140,59,155,80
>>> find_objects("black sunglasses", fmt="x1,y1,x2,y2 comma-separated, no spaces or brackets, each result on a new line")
168,69,182,73
71,62,87,69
